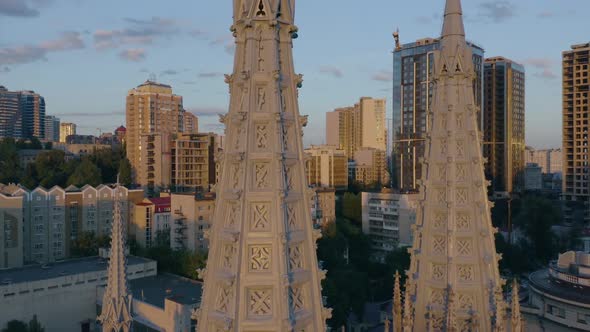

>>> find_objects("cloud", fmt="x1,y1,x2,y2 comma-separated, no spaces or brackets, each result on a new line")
0,31,85,65
522,57,557,80
203,123,225,132
0,0,40,17
478,1,516,23
319,65,343,78
198,72,222,78
119,49,146,62
372,70,393,82
186,106,226,117
1,67,10,73
208,34,235,55
189,29,206,38
93,16,180,50
182,81,197,85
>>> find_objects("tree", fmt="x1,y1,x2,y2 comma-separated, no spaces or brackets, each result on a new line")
514,195,561,264
2,320,28,332
34,150,67,188
342,192,362,224
43,142,52,150
67,158,102,187
0,138,21,184
27,316,44,332
118,158,132,186
71,232,110,257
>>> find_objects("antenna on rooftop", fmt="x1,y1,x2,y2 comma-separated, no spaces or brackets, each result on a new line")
149,73,157,82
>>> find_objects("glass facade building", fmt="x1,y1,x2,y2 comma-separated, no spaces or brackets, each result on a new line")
391,38,484,191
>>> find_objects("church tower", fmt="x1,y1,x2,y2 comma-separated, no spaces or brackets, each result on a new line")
97,184,133,332
403,0,509,330
195,1,330,331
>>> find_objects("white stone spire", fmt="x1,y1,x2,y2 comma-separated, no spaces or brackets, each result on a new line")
403,0,507,330
97,183,133,332
196,0,329,331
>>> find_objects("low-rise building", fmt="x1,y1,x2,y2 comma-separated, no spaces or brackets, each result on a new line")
0,188,24,268
305,145,348,191
524,251,590,331
524,163,543,191
351,148,389,187
130,197,172,249
52,143,112,157
361,191,418,260
310,187,336,227
170,192,215,252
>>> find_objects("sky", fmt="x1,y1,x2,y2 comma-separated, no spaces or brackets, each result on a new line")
0,0,588,149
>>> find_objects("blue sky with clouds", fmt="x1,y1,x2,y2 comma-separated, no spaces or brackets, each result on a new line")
0,0,588,148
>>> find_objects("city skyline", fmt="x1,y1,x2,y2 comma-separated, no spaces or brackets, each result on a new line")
1,0,588,149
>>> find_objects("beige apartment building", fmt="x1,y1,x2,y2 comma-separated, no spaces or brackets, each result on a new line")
326,97,387,159
138,132,219,191
183,112,199,134
525,147,563,174
563,43,590,223
125,80,185,182
0,188,24,268
170,192,215,252
130,197,172,249
310,187,336,226
0,184,143,266
59,122,76,143
351,147,390,186
305,145,348,190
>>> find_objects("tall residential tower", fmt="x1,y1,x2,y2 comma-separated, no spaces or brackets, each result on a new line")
563,43,590,223
196,1,330,330
483,56,526,194
391,37,484,191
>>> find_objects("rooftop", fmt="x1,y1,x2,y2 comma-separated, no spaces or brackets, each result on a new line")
529,269,590,305
129,273,202,309
0,256,153,285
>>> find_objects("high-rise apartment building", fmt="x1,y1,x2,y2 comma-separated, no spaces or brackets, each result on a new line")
563,43,590,223
525,147,563,174
44,115,60,142
483,56,526,193
0,86,45,139
125,81,186,181
19,90,45,139
183,112,198,134
391,37,484,190
59,122,77,143
0,86,23,139
305,145,349,190
326,97,387,159
351,147,390,186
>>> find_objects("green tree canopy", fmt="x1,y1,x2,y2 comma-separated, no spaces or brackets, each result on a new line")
118,157,132,186
67,158,102,187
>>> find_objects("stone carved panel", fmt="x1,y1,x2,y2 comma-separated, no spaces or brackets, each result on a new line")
440,139,448,156
431,263,446,281
440,114,448,129
433,212,447,229
222,243,236,270
225,203,241,228
231,163,241,189
290,286,305,312
285,166,294,191
289,243,303,270
257,87,266,111
457,293,474,310
255,124,268,149
456,140,465,158
456,113,464,129
282,125,290,152
234,124,244,150
433,236,446,255
251,203,271,231
430,288,445,306
249,245,271,271
456,212,471,230
215,283,233,313
254,163,270,189
248,289,272,317
287,204,297,229
456,188,468,205
457,265,474,281
437,164,447,181
457,238,473,256
456,163,467,181
436,188,447,204
431,314,444,330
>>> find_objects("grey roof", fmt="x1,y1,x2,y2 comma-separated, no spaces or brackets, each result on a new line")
530,269,590,305
0,256,153,285
129,273,202,309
